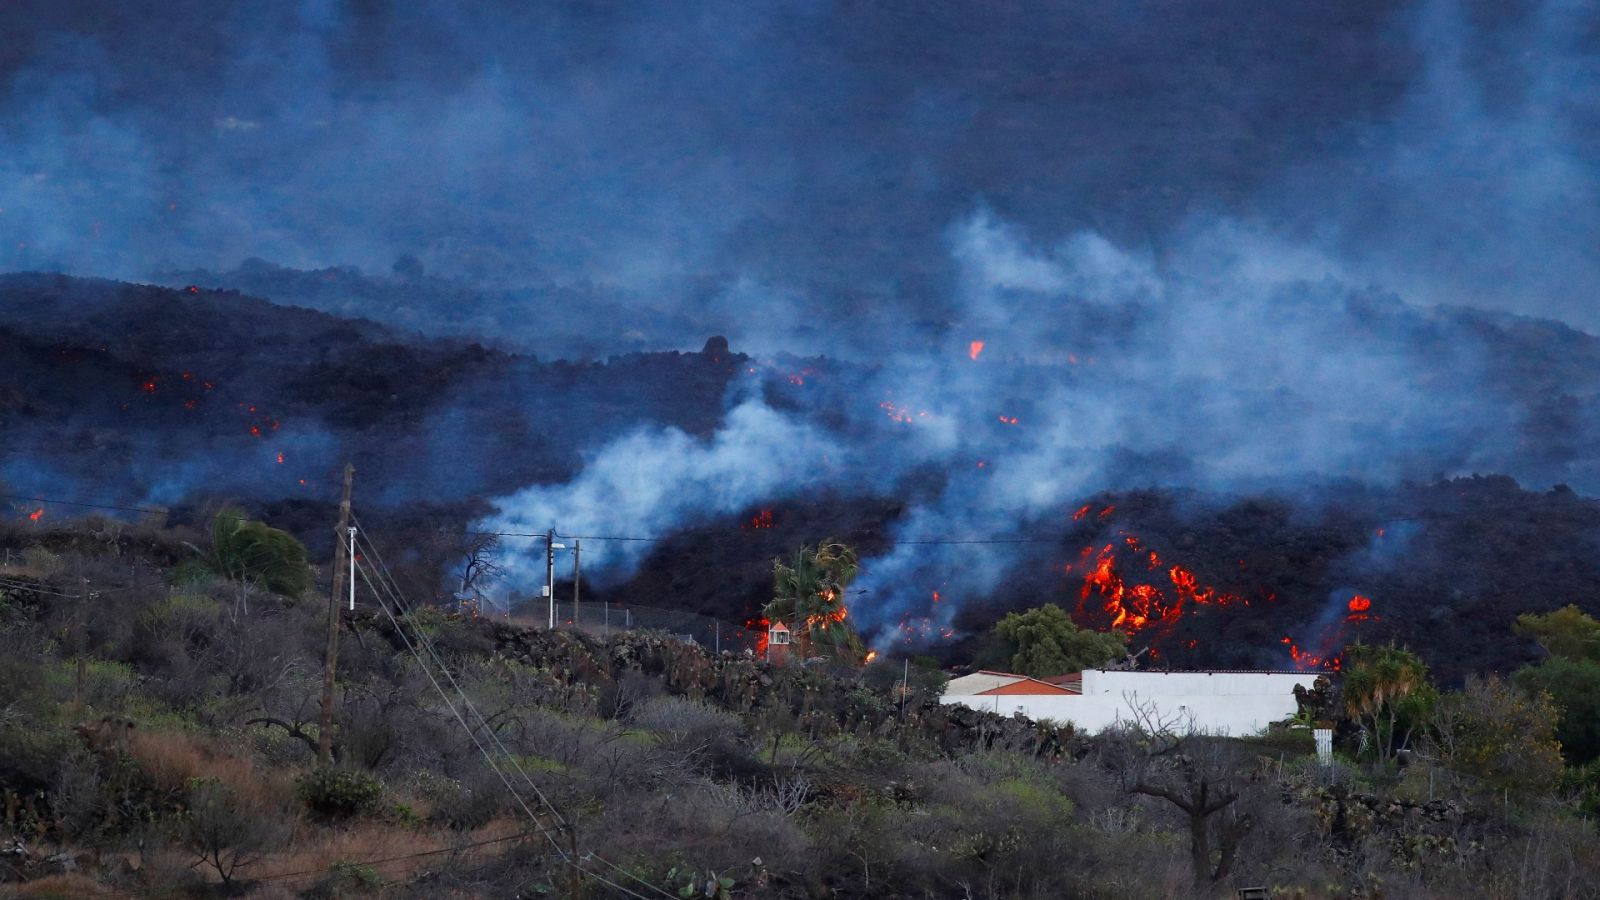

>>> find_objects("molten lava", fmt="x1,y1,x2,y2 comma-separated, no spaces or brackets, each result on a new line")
1073,531,1243,640
1280,593,1382,670
879,400,929,425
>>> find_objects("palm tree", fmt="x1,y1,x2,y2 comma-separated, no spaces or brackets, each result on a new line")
197,507,313,601
765,541,867,662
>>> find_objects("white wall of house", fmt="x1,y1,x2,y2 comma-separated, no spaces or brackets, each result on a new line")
941,669,1320,736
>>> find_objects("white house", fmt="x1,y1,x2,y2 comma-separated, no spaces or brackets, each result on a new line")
941,668,1321,736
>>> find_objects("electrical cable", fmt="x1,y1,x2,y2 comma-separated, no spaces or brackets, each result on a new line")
353,555,661,900
11,488,1596,548
351,521,676,900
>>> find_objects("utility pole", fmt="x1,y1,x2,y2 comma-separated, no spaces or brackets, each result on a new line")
572,539,582,628
318,463,354,767
545,529,556,630
899,657,910,721
74,574,88,708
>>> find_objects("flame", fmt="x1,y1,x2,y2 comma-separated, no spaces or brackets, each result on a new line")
1072,504,1092,521
746,616,772,656
1282,593,1381,670
28,508,44,522
865,650,878,663
276,452,285,465
997,415,1019,425
788,374,805,386
879,399,929,425
969,340,985,360
1075,531,1243,640
140,379,157,394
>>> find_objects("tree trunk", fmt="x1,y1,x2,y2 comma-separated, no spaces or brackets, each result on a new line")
1189,810,1213,887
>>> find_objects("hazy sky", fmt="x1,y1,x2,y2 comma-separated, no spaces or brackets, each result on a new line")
3,0,1596,331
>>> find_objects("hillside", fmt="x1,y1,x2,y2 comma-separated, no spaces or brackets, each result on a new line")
1,527,1597,898
4,274,1600,682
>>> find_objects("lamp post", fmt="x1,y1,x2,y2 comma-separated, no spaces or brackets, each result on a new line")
545,530,567,630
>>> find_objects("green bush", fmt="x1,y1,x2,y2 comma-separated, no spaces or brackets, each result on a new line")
296,767,384,819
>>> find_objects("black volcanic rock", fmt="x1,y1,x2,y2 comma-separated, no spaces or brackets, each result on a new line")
701,335,730,357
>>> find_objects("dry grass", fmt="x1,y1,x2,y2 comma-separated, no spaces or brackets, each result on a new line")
126,728,294,807
0,874,109,898
238,816,530,890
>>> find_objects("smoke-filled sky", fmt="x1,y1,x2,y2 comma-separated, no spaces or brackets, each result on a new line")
6,0,1599,640
3,0,1597,337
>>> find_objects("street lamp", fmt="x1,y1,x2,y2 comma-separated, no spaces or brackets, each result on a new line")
545,530,567,629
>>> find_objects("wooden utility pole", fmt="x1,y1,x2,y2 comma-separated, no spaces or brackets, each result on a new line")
74,574,89,709
571,539,581,627
318,463,354,767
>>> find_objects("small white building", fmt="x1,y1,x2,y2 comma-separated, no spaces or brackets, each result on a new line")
941,668,1320,736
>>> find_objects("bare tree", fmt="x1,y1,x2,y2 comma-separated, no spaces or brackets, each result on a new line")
455,533,503,603
1103,696,1261,889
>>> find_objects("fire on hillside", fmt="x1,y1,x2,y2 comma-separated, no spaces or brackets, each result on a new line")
1067,507,1375,670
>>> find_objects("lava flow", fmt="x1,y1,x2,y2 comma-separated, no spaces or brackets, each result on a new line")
1281,593,1380,671
1073,531,1244,638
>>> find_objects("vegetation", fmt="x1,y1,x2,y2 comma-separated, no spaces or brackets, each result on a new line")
1342,642,1437,767
1515,604,1600,765
765,542,866,662
991,603,1128,677
3,517,1600,899
195,506,313,599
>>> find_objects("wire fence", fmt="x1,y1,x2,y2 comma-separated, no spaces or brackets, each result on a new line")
499,598,764,654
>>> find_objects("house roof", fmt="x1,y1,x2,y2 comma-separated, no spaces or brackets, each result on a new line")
944,670,1029,695
945,670,1083,696
974,675,1077,696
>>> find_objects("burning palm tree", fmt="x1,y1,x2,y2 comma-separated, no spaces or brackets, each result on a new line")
765,541,867,663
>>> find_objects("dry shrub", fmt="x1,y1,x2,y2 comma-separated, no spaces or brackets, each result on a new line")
1,874,111,898
246,816,528,887
126,729,292,802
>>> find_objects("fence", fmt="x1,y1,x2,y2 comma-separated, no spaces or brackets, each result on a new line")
503,599,763,654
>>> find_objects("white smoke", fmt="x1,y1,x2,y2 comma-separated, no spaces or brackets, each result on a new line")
481,394,839,575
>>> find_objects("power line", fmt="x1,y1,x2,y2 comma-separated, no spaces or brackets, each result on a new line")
81,827,541,899
354,558,662,900
354,514,678,900
351,524,669,900
8,488,1600,549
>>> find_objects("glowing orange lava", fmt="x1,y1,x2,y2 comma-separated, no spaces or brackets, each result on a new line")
28,508,44,522
1073,531,1242,639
